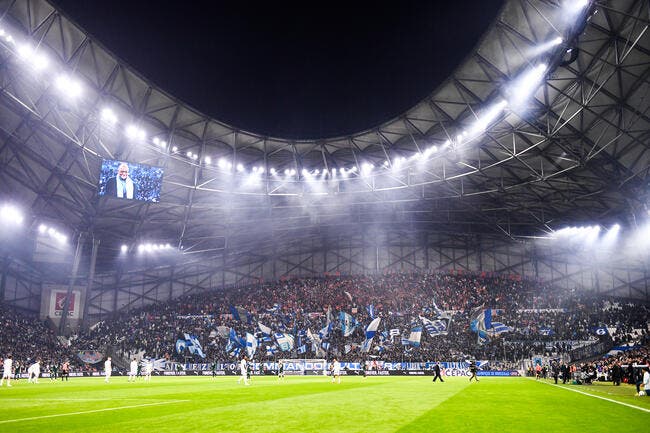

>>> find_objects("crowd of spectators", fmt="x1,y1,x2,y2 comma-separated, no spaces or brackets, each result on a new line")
0,272,648,377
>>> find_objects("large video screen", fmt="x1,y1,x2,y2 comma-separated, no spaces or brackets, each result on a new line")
98,159,164,202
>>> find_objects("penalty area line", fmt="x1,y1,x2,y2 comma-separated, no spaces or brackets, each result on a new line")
0,399,191,424
535,379,650,413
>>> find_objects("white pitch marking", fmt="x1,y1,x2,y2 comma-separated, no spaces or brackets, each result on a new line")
537,379,650,413
0,399,190,424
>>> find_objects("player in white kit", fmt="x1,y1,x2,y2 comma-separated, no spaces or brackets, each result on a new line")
144,359,153,382
331,358,341,384
128,358,138,382
27,359,41,383
104,357,112,383
237,356,250,385
1,354,13,387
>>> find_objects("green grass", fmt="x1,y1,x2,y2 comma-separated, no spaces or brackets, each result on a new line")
0,375,648,432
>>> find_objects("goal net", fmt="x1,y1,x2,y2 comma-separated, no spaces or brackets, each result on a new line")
278,358,328,375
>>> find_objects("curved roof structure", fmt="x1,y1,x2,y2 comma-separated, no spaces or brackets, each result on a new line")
0,0,648,280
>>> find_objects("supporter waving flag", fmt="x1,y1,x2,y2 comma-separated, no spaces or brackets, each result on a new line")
274,332,295,351
245,333,258,358
258,322,272,336
340,311,359,337
361,317,381,352
367,304,376,319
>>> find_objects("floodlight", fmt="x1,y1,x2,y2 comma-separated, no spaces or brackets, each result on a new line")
172,146,178,152
218,158,227,169
507,64,548,107
236,164,244,172
55,74,82,99
100,108,118,125
38,224,47,233
270,168,276,175
284,169,290,176
469,100,507,135
120,245,128,253
125,124,146,141
204,156,211,164
258,167,265,174
565,0,589,15
0,205,23,224
17,44,49,71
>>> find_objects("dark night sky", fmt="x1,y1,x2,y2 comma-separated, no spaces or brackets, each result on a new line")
50,1,504,139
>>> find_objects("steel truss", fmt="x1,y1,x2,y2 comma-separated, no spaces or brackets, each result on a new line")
0,1,648,316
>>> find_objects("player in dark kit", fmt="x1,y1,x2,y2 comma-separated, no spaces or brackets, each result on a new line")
469,361,479,382
432,362,444,382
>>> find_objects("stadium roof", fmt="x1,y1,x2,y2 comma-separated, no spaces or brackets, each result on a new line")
0,0,648,273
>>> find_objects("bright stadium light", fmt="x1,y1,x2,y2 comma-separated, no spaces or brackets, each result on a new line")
101,108,118,125
55,74,82,99
600,224,620,249
270,167,277,176
0,205,23,225
120,245,128,253
204,156,211,164
527,36,564,57
468,100,508,136
507,64,547,108
125,124,146,141
17,44,49,71
236,164,244,172
565,0,589,15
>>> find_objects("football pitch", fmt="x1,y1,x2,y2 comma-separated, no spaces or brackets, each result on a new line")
0,375,648,432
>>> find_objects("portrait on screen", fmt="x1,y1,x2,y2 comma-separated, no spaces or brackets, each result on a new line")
98,159,164,203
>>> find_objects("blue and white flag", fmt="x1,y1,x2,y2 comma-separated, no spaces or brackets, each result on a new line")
266,345,277,356
470,308,511,344
339,312,359,337
245,333,258,358
230,306,251,324
182,333,206,358
226,328,244,354
367,304,376,320
297,344,308,354
274,332,295,352
321,341,331,351
267,303,281,314
258,322,272,336
539,327,554,336
420,315,450,337
593,327,608,336
319,323,332,340
406,325,422,347
175,339,187,354
361,317,381,352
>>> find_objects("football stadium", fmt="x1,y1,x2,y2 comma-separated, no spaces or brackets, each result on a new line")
0,0,649,431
